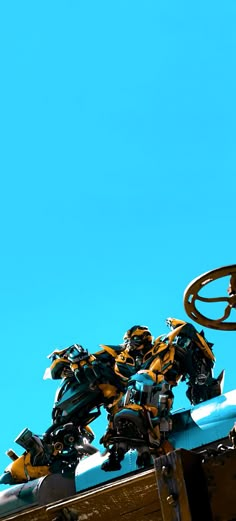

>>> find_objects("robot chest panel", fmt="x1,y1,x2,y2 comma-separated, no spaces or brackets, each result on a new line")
115,353,151,378
115,362,136,379
115,352,141,377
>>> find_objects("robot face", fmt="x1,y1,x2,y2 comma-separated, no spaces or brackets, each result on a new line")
124,326,153,351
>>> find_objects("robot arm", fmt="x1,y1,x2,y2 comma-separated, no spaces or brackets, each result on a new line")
163,318,223,405
44,344,98,383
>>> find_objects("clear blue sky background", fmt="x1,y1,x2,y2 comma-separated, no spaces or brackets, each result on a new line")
0,0,236,482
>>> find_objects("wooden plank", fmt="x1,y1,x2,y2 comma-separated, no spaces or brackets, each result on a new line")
203,448,236,520
0,469,161,521
155,449,213,521
2,447,236,521
46,469,162,521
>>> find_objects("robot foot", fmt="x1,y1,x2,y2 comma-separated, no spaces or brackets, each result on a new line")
101,446,126,472
136,447,153,468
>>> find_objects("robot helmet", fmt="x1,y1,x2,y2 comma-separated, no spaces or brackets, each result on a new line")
123,325,153,351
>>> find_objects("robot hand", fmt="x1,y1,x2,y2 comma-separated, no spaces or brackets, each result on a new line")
67,344,89,364
44,344,90,380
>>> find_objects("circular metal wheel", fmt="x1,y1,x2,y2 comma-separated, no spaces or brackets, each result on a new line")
183,265,236,330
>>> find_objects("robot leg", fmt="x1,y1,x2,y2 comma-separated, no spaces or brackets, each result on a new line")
101,371,173,471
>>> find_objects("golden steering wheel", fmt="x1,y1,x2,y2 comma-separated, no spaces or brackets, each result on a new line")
183,265,236,330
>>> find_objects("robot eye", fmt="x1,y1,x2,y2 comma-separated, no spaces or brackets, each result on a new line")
131,336,143,344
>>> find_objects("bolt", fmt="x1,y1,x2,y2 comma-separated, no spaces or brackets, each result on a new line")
162,464,172,478
166,493,178,506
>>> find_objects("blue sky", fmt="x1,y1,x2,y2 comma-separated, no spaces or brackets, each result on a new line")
0,0,236,482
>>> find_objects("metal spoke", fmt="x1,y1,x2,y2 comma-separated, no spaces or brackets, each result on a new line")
183,265,236,330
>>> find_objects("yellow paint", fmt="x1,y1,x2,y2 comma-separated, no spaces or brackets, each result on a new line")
5,453,51,484
98,383,119,399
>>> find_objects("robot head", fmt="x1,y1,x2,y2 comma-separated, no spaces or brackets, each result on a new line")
123,325,153,352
